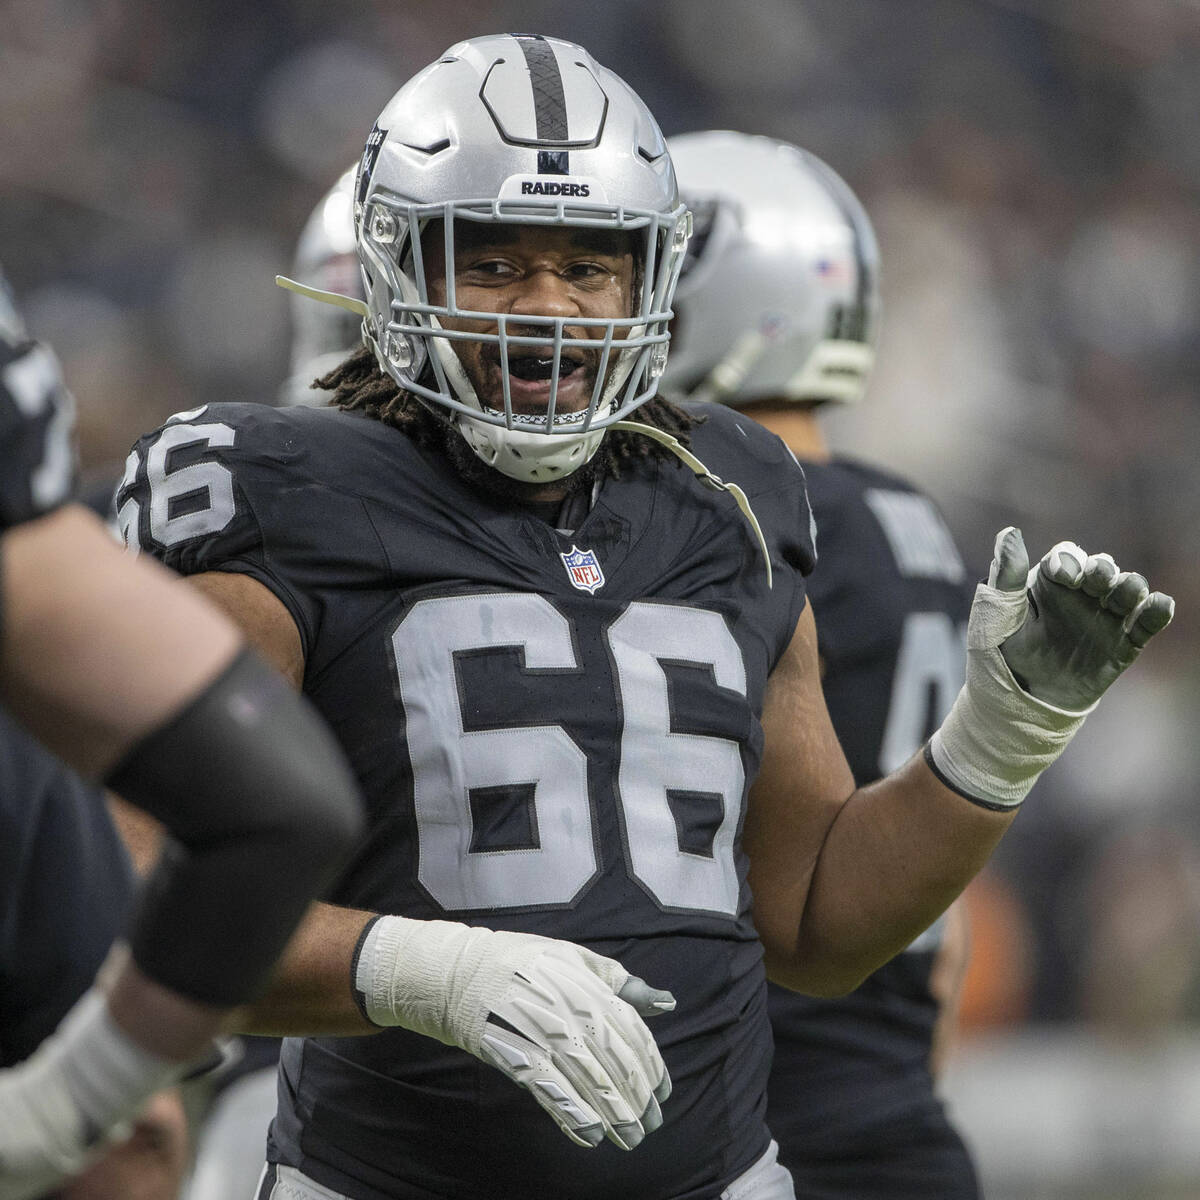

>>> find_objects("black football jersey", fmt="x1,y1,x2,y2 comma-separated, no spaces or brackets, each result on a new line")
765,457,978,1196
0,708,135,1067
0,329,75,533
119,401,815,1200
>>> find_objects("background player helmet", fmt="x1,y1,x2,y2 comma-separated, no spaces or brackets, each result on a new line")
283,165,363,406
664,131,880,407
355,33,690,482
0,266,29,344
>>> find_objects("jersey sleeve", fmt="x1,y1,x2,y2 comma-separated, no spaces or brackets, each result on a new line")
114,403,369,658
687,404,817,664
0,335,77,532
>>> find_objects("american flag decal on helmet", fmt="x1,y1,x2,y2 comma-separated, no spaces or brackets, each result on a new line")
560,545,605,594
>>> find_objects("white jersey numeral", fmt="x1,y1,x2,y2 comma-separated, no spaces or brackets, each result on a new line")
879,611,966,776
394,594,595,911
3,343,75,511
610,604,745,915
120,412,238,550
392,595,748,917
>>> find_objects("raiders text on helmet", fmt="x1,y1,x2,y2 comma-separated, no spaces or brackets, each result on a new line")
664,131,880,408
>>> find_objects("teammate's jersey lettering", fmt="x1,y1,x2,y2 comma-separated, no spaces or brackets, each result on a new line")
879,611,966,776
864,489,965,582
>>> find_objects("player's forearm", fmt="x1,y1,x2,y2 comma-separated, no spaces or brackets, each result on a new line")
764,754,1012,996
229,902,380,1037
0,506,241,777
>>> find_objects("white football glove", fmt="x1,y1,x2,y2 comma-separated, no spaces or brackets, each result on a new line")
929,527,1174,808
354,916,674,1151
0,988,180,1200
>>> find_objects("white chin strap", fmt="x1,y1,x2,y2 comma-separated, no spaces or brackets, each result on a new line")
456,416,607,483
425,311,653,485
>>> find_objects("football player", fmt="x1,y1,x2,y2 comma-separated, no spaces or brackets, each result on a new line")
0,260,668,1197
665,130,979,1198
0,265,364,1199
118,35,1174,1200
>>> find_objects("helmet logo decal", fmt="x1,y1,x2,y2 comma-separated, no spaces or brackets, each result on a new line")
537,149,569,176
560,545,605,594
355,125,387,215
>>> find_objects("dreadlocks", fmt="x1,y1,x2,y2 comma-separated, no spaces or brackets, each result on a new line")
314,345,702,478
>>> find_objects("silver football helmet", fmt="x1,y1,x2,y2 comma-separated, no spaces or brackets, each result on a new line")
353,34,690,482
282,165,364,406
0,266,28,345
664,131,879,407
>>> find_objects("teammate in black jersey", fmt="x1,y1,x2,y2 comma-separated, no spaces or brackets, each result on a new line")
0,266,367,1199
666,131,980,1198
120,35,1173,1200
0,709,135,1074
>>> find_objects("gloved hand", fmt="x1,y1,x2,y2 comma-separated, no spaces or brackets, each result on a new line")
995,531,1174,709
928,527,1174,809
354,916,674,1151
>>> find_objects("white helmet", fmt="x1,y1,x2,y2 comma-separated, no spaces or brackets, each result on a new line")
282,165,364,406
664,131,879,407
353,33,690,482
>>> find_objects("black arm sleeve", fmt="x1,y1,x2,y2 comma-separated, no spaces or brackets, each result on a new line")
104,649,364,1006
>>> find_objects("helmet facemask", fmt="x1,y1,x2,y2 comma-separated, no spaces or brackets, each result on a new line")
359,194,690,483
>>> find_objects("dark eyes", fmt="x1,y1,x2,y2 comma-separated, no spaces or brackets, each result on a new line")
465,259,515,277
460,260,613,280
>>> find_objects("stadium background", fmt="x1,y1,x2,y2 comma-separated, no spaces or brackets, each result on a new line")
2,1,1198,1195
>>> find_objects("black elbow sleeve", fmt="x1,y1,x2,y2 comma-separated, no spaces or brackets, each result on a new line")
105,649,364,1006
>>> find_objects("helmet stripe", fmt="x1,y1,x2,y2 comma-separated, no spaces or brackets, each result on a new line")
514,34,570,175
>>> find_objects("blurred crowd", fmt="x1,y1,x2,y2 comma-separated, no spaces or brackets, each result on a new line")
3,1,1198,1194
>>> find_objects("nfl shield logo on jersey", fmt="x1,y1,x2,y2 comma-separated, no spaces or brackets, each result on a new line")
560,545,605,594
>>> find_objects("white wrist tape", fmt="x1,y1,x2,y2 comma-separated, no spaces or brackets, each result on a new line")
354,916,484,1048
928,578,1096,809
0,986,183,1200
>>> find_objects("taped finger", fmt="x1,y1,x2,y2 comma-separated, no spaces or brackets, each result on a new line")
1079,553,1118,599
1103,571,1150,618
988,526,1029,591
1041,541,1086,588
1126,592,1175,648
